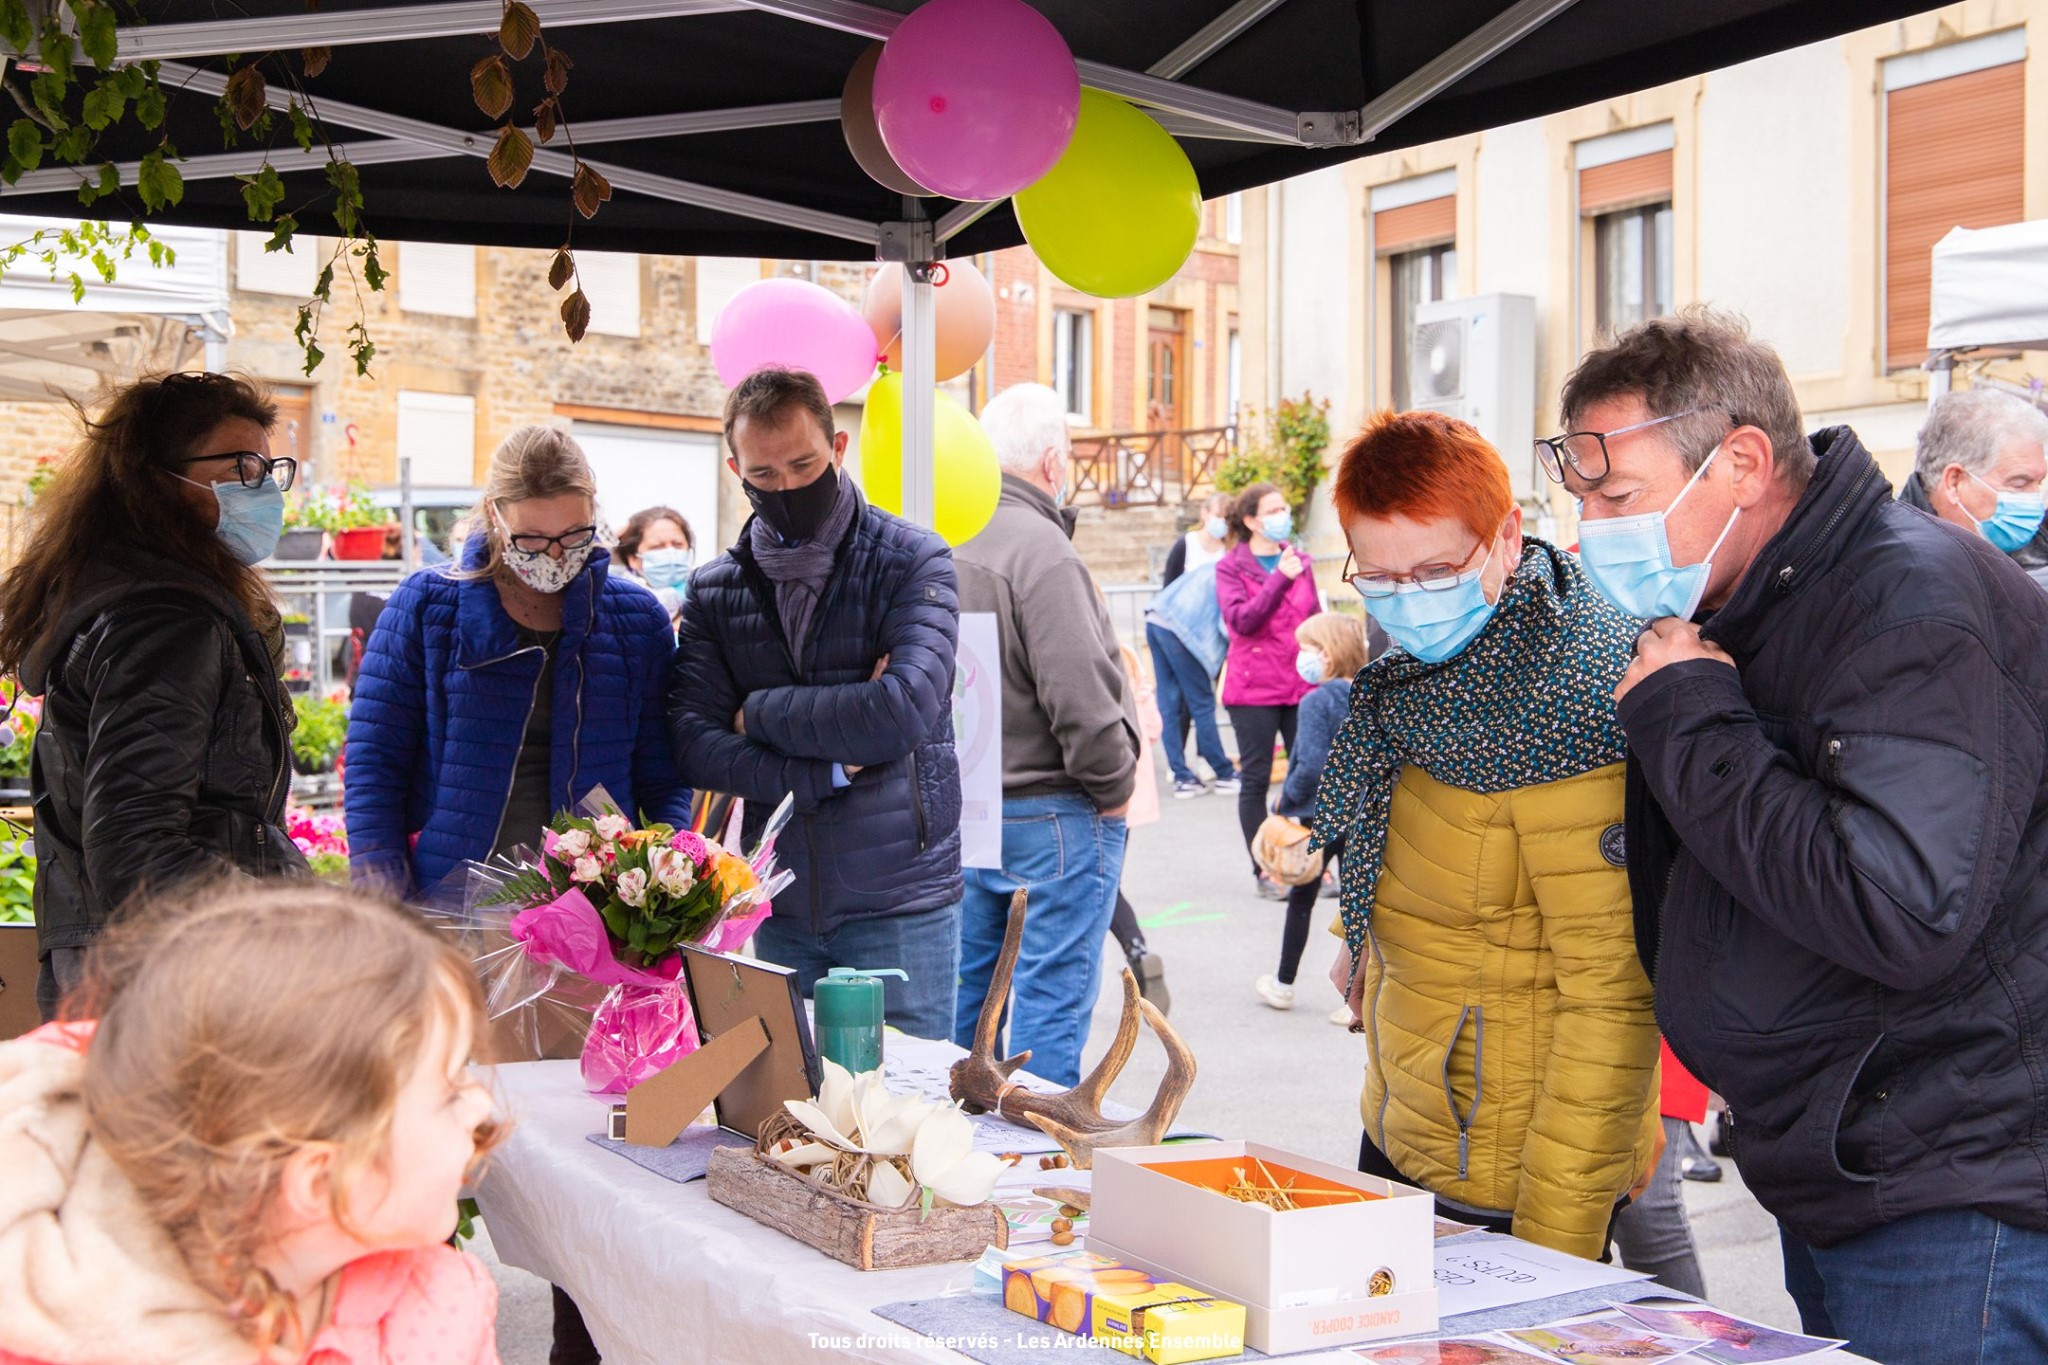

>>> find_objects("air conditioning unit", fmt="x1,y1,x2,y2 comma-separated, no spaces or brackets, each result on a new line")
1406,293,1539,502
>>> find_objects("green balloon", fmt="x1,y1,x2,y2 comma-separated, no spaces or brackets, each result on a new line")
1014,89,1201,299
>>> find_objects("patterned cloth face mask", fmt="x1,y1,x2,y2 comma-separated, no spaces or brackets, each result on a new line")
502,539,592,594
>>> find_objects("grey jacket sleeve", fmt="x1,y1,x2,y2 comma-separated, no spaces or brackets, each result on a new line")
1018,558,1140,809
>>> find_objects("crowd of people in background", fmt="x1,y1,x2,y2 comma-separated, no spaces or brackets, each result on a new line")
11,304,2048,1364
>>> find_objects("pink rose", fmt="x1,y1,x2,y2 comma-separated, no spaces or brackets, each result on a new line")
668,829,709,863
572,855,603,883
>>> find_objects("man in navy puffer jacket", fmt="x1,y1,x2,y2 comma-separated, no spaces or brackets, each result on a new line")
347,537,692,896
670,368,963,1042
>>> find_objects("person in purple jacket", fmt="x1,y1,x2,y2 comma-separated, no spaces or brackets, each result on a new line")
1215,481,1321,898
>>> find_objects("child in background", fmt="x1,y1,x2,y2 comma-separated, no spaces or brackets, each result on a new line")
1256,612,1368,1020
0,884,503,1365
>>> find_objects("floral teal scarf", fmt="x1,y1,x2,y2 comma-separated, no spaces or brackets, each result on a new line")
1309,539,1636,959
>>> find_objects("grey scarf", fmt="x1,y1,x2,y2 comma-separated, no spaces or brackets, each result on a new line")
748,474,861,671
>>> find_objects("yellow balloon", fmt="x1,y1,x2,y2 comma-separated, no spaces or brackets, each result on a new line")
1013,89,1201,298
860,372,1001,547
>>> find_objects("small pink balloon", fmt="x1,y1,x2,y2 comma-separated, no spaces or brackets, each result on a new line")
873,0,1079,202
709,277,879,404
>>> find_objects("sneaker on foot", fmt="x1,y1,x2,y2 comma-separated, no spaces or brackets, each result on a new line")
1171,778,1206,799
1211,775,1242,795
1128,947,1171,1016
1255,874,1289,902
1328,1004,1355,1026
1254,974,1296,1010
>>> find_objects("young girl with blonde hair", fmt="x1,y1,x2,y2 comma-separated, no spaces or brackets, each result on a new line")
0,883,502,1365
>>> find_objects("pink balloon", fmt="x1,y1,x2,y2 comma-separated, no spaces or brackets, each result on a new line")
709,277,879,404
873,0,1079,202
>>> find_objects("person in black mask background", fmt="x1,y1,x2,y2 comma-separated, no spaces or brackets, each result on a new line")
668,367,965,1040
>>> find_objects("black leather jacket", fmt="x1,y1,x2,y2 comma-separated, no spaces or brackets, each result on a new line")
20,558,307,953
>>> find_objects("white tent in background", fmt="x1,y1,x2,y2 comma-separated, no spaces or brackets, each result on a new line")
0,214,229,404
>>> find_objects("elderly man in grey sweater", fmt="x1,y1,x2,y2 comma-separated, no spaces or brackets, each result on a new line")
952,382,1140,1086
1898,388,2048,592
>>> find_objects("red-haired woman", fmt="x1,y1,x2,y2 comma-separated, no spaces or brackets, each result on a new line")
1308,409,1661,1263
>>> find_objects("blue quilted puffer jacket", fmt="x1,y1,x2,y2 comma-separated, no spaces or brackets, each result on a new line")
669,492,962,934
346,538,692,896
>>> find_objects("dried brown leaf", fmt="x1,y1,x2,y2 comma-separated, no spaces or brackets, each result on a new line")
500,1,541,60
548,247,573,291
225,65,267,131
543,46,572,97
571,162,611,219
561,288,590,343
470,54,514,121
487,123,534,188
301,46,331,79
533,98,557,145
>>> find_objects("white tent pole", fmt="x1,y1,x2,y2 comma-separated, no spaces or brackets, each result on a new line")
901,261,937,530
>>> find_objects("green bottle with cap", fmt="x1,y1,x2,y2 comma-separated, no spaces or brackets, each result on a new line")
813,966,908,1074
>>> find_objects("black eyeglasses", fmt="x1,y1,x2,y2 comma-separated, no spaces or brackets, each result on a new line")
178,450,298,491
505,525,598,555
1343,543,1489,599
1534,408,1706,485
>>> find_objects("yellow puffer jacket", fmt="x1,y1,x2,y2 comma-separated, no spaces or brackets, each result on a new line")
1355,759,1659,1260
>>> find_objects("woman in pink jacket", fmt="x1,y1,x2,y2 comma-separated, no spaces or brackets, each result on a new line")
1215,481,1320,896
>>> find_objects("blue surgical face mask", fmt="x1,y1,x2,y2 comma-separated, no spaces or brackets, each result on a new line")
1260,510,1293,544
639,546,694,592
1204,516,1229,541
1576,443,1741,621
1963,469,2048,553
180,472,285,565
1295,648,1326,685
1362,542,1501,664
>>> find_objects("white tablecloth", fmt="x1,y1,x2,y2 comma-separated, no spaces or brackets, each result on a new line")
477,1059,982,1365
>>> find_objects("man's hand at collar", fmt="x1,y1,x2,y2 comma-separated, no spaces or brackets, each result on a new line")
1615,617,1736,705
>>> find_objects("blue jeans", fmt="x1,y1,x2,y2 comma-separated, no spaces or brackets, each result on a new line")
753,900,962,1044
955,792,1128,1087
1146,622,1234,785
1780,1209,2048,1363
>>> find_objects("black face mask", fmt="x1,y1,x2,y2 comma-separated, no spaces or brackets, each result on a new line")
744,462,841,543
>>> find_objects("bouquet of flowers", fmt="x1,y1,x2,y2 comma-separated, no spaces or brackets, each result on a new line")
468,789,794,1094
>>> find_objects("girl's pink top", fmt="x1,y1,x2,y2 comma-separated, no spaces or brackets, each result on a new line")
305,1246,500,1365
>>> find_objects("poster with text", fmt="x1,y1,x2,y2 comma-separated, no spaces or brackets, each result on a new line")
954,612,1003,868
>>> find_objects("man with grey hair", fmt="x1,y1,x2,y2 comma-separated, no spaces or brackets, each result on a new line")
952,381,1139,1086
1900,388,2048,590
1546,308,2048,1361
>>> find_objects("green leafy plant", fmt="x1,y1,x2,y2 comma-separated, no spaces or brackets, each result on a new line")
0,680,40,782
0,0,615,372
289,482,386,533
1215,392,1334,512
0,840,32,923
291,691,349,774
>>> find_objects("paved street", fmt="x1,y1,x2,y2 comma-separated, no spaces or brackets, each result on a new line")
479,754,1802,1360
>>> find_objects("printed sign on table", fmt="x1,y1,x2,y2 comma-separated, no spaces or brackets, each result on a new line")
953,611,1003,869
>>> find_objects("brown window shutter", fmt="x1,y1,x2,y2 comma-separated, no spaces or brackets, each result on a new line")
1578,151,1674,216
1886,60,2026,370
1374,196,1455,255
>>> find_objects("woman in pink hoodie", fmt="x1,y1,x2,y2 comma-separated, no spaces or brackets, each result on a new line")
1215,482,1320,896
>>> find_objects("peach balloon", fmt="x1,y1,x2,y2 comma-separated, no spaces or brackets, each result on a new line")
862,262,996,383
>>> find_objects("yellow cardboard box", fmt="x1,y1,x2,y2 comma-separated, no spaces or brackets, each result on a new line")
999,1251,1244,1363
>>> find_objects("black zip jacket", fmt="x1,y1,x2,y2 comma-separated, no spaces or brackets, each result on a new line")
20,556,307,954
1622,427,2048,1247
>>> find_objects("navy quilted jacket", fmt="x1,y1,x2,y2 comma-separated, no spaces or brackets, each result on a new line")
346,538,692,896
669,491,962,933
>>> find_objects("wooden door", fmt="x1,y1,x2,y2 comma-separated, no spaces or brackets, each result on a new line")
1146,307,1186,433
271,385,313,481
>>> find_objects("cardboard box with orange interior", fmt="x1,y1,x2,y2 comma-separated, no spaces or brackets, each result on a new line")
1088,1140,1438,1354
999,1250,1246,1364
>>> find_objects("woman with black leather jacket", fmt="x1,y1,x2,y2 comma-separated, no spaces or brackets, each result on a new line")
0,372,309,1020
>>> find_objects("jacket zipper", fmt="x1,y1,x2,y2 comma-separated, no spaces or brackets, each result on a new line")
482,645,547,855
1441,1005,1485,1181
1775,463,1879,595
1367,918,1395,1152
909,749,927,853
568,574,591,808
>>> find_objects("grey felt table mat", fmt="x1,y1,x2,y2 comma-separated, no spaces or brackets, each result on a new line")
872,1235,1702,1365
584,1125,736,1183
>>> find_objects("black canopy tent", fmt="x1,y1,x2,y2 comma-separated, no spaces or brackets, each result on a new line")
0,0,1936,520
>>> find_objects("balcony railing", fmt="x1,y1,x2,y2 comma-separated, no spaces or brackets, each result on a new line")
1069,425,1238,509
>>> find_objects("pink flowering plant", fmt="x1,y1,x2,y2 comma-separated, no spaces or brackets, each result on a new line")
0,681,42,781
465,788,797,1093
286,805,349,882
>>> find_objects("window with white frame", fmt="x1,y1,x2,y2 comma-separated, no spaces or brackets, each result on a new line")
1389,244,1456,410
1593,204,1673,338
234,230,320,297
1224,193,1242,245
575,251,643,338
395,391,477,486
1226,328,1242,424
695,257,760,345
1053,307,1093,422
398,242,478,318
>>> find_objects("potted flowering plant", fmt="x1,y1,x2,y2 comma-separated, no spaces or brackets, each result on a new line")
478,793,795,1093
21,453,60,506
287,806,349,882
0,681,41,802
328,482,395,560
276,494,328,560
290,690,350,774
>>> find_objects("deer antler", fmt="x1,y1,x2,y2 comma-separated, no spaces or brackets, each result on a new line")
949,888,1196,1169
